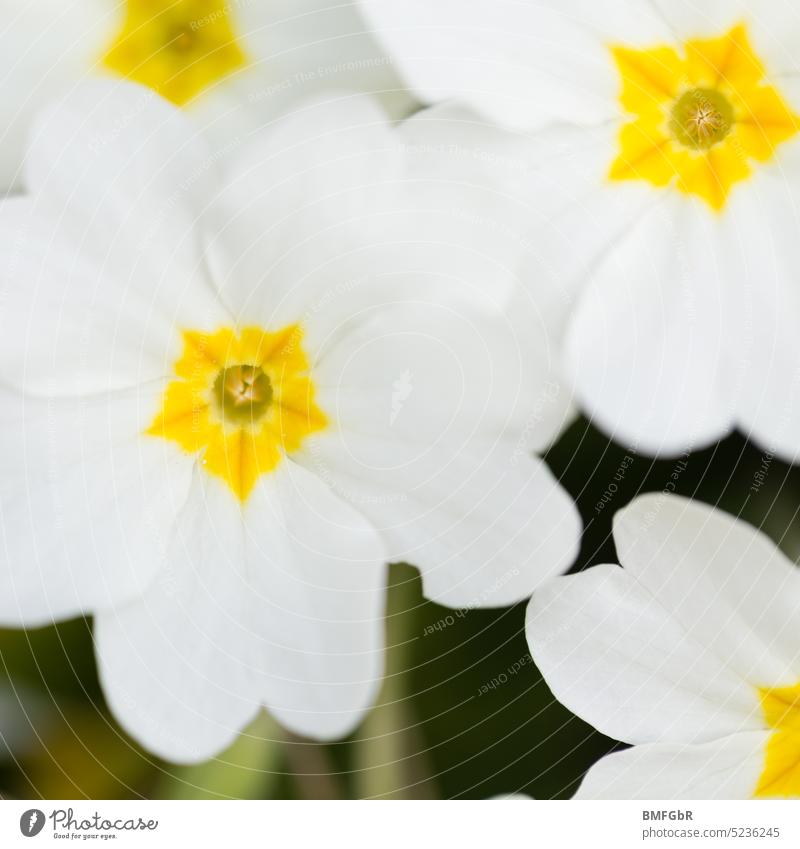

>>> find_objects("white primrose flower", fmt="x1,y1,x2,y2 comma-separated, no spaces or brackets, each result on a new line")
360,0,800,460
0,79,581,762
527,493,800,799
0,0,409,192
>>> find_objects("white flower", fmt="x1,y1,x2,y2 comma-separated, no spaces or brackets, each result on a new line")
0,0,409,192
527,493,800,799
360,0,800,460
0,79,581,761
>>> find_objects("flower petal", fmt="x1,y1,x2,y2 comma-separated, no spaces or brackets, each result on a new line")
25,79,224,311
723,176,800,462
312,441,579,609
0,0,114,191
0,384,192,626
96,463,387,761
228,0,412,121
564,195,733,455
0,198,227,395
527,565,759,746
205,94,404,327
613,493,800,686
652,1,800,80
575,732,768,799
358,0,671,129
297,294,579,607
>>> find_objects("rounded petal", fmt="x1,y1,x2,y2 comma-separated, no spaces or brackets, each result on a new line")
358,0,671,129
24,80,228,334
0,198,225,395
407,450,580,608
0,384,192,627
96,463,387,762
564,195,734,455
527,565,759,746
313,444,580,609
224,0,412,121
575,732,769,800
206,96,574,447
724,176,800,463
613,493,800,686
652,0,800,82
251,462,388,739
205,94,404,327
297,293,579,607
207,95,541,324
1,81,233,394
0,0,115,191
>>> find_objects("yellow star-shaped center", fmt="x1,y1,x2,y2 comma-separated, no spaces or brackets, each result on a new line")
147,325,328,501
102,0,248,105
609,23,799,211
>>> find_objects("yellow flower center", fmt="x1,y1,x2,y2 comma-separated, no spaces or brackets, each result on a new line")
609,24,799,211
101,0,247,105
755,684,800,798
670,88,734,150
214,364,274,425
147,326,328,501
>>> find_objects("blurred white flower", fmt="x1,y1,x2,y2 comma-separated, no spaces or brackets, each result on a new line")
0,0,410,192
360,0,800,460
0,80,580,761
527,493,800,799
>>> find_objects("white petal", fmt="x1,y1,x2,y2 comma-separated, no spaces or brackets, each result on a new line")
305,440,580,609
0,0,115,191
206,94,404,327
0,384,192,627
229,0,413,120
527,565,759,746
575,732,768,800
564,195,734,455
358,0,671,129
614,494,800,686
404,449,580,608
652,0,800,78
96,464,387,762
250,462,388,740
396,106,621,351
208,96,570,430
298,295,579,606
25,79,224,315
723,176,800,463
0,198,227,395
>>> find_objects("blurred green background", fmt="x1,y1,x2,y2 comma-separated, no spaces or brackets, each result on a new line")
1,419,797,799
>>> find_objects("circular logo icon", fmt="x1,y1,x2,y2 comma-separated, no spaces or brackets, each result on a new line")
19,809,45,837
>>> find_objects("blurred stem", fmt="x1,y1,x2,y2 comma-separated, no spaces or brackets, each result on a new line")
351,566,438,799
155,712,283,800
284,733,344,800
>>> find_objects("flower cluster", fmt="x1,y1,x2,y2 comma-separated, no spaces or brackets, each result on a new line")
0,0,798,802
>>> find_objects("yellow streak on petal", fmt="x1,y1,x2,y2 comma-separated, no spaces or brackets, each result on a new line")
611,45,685,115
175,328,236,379
736,86,800,162
203,425,282,503
686,24,764,91
146,379,210,452
675,143,751,211
608,119,679,185
756,684,800,798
